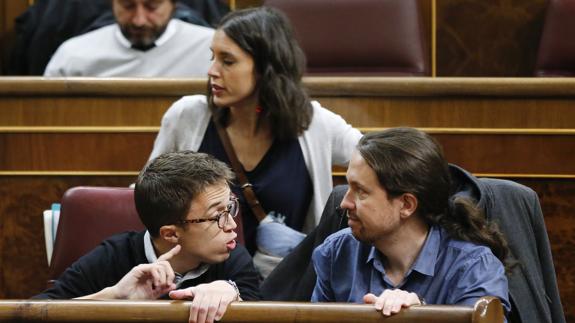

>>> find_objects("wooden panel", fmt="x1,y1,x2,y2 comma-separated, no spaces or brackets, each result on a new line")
436,0,548,76
0,133,155,171
322,97,575,129
515,179,575,323
418,0,432,77
0,1,29,35
0,97,174,126
3,78,575,129
235,0,263,9
437,133,575,175
0,1,30,75
4,96,575,129
1,132,574,177
0,77,209,95
0,176,136,299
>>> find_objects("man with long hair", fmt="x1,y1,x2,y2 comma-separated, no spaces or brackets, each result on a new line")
312,128,510,318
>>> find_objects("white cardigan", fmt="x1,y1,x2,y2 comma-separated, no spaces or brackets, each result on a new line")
149,95,362,232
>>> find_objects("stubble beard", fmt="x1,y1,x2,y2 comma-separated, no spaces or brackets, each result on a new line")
351,225,376,245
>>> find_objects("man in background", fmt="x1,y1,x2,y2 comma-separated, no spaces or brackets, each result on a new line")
44,0,214,77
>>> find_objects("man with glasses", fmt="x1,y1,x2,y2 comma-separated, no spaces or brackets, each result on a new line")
35,151,260,323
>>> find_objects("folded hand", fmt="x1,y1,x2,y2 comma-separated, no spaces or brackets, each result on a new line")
169,280,239,323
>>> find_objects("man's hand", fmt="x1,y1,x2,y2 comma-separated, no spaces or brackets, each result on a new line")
103,244,181,299
169,280,239,323
363,289,421,316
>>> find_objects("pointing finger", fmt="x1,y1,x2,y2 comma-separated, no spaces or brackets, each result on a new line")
158,244,181,262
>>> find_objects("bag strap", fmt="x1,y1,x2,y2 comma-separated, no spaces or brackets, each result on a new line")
210,110,267,222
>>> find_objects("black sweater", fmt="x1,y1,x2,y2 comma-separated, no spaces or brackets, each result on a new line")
35,231,260,301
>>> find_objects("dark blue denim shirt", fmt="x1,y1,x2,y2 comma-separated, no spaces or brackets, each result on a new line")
311,226,510,315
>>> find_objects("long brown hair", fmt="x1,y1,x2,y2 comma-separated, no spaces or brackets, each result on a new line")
357,128,511,269
208,7,312,141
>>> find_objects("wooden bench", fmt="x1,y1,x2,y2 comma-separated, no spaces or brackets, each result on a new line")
0,297,504,323
1,77,575,175
0,77,572,320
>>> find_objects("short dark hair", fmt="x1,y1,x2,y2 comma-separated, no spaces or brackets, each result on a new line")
209,7,313,141
357,128,510,266
135,151,234,237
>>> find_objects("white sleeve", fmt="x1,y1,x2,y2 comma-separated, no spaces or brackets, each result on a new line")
312,102,362,166
148,95,210,163
148,101,184,162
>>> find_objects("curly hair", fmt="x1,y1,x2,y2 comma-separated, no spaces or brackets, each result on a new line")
208,7,313,141
357,128,511,270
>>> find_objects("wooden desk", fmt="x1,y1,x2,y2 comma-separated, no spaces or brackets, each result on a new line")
0,297,504,323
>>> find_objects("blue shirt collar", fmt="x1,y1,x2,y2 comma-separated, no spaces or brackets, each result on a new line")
410,225,440,277
366,225,441,278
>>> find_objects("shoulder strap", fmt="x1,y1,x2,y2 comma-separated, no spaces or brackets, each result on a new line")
210,109,267,222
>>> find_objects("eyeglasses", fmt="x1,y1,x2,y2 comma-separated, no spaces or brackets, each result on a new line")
180,197,239,229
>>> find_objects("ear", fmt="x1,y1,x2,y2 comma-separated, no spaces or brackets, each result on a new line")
399,193,418,219
158,225,180,244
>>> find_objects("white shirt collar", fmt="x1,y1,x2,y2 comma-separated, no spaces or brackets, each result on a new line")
114,19,178,49
143,231,209,287
154,19,177,46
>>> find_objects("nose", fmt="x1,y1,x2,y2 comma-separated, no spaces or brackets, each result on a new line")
223,213,237,232
132,5,148,27
207,60,219,79
340,188,355,213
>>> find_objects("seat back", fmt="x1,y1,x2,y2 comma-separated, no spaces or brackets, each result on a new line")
535,0,575,76
49,187,144,280
264,0,429,76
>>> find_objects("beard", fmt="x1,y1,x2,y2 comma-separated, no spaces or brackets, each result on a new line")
120,24,168,49
351,226,377,244
348,216,377,244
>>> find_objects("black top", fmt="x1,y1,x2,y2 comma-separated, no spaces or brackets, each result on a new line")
199,120,313,254
34,231,261,300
